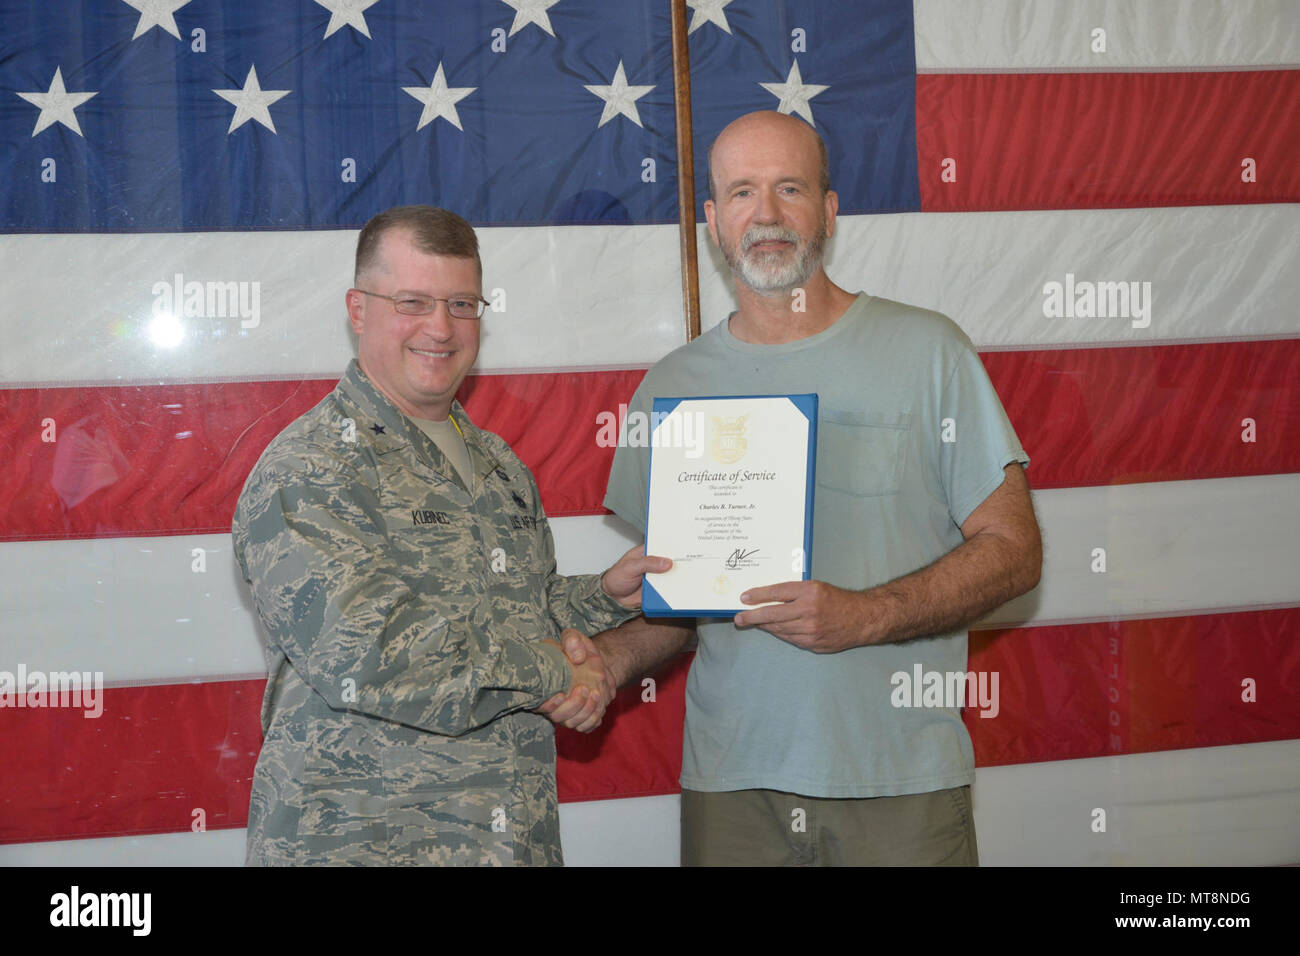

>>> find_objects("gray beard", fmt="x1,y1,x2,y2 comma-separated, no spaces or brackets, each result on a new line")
724,224,826,294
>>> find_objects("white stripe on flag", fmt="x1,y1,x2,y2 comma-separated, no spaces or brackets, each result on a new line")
0,224,685,386
3,739,1295,865
914,0,1300,72
3,478,1296,685
983,473,1300,628
701,205,1300,350
0,515,640,684
6,204,1300,387
975,738,1300,866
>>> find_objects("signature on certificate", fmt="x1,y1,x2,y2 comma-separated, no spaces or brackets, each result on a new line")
725,548,759,569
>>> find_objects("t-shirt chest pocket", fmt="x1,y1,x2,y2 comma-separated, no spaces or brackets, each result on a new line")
816,409,912,497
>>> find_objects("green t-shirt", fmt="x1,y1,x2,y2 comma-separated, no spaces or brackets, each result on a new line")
603,293,1029,797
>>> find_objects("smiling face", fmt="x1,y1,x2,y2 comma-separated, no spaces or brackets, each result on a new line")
347,228,481,421
704,111,838,295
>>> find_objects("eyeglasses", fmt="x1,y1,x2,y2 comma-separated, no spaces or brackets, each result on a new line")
354,289,488,319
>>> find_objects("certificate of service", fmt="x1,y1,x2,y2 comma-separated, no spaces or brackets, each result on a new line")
642,394,817,617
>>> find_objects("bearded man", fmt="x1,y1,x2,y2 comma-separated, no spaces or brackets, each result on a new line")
548,110,1042,866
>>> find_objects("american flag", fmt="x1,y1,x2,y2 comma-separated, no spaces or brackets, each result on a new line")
1,0,1297,865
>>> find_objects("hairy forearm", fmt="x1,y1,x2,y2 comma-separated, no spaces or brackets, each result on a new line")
590,614,695,689
864,529,1041,646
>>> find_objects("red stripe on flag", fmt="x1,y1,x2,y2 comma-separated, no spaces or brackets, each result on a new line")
0,659,687,846
0,678,263,845
0,379,335,544
916,70,1300,211
0,369,647,542
965,607,1300,766
985,338,1300,489
554,652,689,802
4,609,1297,845
3,339,1298,542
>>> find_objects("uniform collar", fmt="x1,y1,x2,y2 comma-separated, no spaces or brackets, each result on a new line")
336,359,508,491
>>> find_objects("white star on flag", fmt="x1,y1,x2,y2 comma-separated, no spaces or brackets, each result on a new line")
313,0,380,40
584,60,655,129
121,0,191,41
759,60,829,126
212,66,292,134
500,0,561,37
402,63,476,131
687,0,733,34
16,67,99,137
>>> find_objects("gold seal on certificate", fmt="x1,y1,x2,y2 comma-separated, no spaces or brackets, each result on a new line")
642,394,817,616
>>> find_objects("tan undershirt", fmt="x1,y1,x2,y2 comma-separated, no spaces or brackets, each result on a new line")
413,416,473,489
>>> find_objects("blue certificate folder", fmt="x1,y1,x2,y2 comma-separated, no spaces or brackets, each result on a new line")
642,394,818,618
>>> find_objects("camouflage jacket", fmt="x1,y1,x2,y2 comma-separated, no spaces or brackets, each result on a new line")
232,360,634,866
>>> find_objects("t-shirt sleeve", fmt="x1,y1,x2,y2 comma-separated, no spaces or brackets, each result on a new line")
938,344,1030,528
602,384,653,535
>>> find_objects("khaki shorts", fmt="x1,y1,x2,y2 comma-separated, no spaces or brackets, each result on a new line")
681,785,978,866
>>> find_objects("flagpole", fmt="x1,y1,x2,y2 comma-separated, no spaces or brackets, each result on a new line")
670,0,701,342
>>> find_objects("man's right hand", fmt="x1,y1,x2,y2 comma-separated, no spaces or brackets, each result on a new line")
538,629,616,733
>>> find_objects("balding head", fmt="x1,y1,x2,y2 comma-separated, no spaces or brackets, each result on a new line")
706,111,829,200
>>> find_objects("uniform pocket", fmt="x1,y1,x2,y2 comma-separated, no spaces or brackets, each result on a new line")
487,523,557,641
381,739,519,866
384,786,517,866
295,719,388,863
816,409,911,497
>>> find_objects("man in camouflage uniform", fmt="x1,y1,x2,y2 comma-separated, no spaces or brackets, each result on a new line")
232,205,665,865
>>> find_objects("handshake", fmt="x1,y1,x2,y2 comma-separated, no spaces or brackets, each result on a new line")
535,545,670,733
537,629,618,733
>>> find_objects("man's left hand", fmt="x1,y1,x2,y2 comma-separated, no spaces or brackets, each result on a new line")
600,545,673,609
734,580,873,653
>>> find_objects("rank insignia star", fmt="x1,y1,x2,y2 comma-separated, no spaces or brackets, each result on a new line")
370,424,385,434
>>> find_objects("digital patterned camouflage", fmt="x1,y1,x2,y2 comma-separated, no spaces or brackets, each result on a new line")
232,359,634,865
